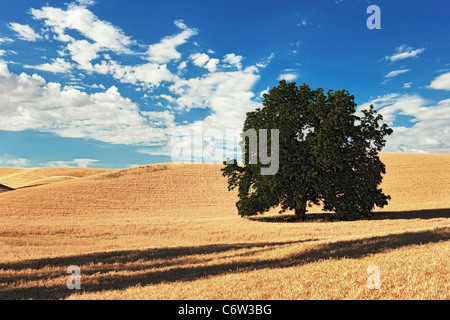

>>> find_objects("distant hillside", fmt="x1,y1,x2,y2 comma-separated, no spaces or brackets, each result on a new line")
0,167,112,189
0,153,449,217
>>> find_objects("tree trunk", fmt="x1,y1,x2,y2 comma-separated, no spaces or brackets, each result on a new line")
295,207,306,221
294,189,309,221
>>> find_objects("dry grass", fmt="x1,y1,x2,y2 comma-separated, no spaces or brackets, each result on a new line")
0,153,449,300
0,167,110,189
0,168,23,178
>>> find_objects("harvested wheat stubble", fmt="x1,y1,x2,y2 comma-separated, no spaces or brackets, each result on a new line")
0,153,449,300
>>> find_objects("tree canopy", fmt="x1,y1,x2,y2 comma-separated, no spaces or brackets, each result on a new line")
222,80,393,221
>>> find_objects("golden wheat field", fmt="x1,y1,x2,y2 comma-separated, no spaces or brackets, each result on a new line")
0,153,449,300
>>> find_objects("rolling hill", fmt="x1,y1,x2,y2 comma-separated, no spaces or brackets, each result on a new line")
0,167,111,189
0,153,449,300
1,153,448,215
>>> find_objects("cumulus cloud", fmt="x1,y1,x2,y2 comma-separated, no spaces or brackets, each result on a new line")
0,154,30,168
147,19,198,64
190,52,210,67
128,64,262,161
66,40,100,70
1,3,271,162
32,5,132,51
30,4,132,70
429,72,450,91
2,1,449,162
204,58,220,72
386,45,425,62
223,53,243,70
177,61,187,71
93,59,176,88
359,94,450,153
0,59,174,145
278,73,298,81
189,53,221,72
169,67,260,131
8,23,41,42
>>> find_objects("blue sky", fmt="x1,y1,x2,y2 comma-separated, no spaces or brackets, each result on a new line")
0,0,449,168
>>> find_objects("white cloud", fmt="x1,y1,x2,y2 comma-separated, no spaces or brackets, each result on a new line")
75,0,95,6
8,23,41,42
1,4,270,161
24,58,72,73
31,5,131,51
158,94,175,103
67,40,100,70
90,83,105,89
429,72,450,91
93,59,176,88
0,37,13,43
46,158,98,168
256,52,275,68
223,53,243,70
278,73,298,81
177,61,187,71
0,59,174,145
147,19,197,64
360,94,450,153
386,45,425,62
258,87,269,99
30,4,132,69
204,58,220,72
385,69,409,78
189,53,220,72
168,67,260,134
403,82,412,88
190,53,210,67
141,110,175,128
45,160,72,167
74,159,98,168
155,67,261,158
0,154,30,168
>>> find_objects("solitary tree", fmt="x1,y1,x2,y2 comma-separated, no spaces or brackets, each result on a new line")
222,80,393,221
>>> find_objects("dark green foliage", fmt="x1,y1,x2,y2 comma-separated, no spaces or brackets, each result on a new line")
222,80,393,221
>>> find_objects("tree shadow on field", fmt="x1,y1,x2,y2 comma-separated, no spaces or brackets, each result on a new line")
0,228,449,300
249,208,450,223
370,208,450,220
